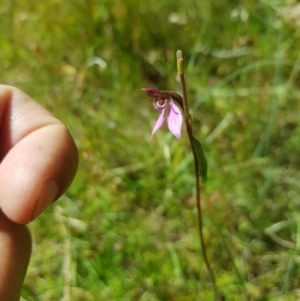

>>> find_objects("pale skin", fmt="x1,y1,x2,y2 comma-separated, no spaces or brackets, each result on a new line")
0,85,78,300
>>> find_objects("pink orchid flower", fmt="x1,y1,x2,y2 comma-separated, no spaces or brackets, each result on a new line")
142,88,183,139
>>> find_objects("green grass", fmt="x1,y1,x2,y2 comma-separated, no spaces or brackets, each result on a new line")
2,0,300,300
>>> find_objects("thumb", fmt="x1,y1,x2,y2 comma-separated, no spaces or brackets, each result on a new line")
0,85,78,224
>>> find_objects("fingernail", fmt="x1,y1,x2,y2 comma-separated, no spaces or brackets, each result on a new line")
32,179,59,220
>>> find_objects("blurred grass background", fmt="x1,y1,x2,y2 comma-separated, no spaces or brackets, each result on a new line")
2,0,300,300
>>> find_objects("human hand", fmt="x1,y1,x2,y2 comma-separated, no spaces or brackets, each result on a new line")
0,85,78,300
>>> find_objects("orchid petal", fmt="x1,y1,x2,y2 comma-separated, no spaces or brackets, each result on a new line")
167,101,183,139
142,88,161,98
151,107,166,137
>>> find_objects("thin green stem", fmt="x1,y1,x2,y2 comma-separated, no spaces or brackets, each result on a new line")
176,50,219,300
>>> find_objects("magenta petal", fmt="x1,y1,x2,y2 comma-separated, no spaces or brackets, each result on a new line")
151,107,166,137
167,101,183,139
142,88,161,98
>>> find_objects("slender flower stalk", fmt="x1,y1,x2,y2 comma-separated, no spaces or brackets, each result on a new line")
176,50,219,300
142,50,219,300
